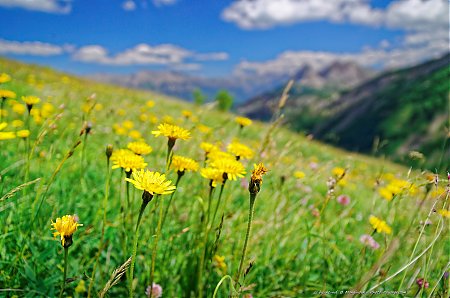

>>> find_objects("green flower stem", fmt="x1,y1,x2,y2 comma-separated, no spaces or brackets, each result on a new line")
87,158,111,298
210,181,226,230
59,246,69,298
236,193,257,289
149,196,164,296
161,173,182,229
24,111,31,184
129,197,151,298
197,184,215,298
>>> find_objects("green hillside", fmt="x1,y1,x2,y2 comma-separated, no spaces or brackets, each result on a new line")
0,57,448,297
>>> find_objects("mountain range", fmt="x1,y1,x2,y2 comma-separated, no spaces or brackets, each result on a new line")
88,60,372,103
239,54,449,169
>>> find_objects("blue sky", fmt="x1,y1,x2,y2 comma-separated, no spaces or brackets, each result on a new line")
0,0,448,77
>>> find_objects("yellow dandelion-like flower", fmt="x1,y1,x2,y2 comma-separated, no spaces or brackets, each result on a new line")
51,215,82,247
12,103,26,115
213,255,227,274
0,122,7,130
210,158,246,181
110,149,134,161
378,187,394,201
171,155,199,173
197,124,211,134
122,120,134,130
438,209,450,218
0,73,11,84
146,100,155,108
127,141,152,155
128,129,142,139
0,89,16,99
11,120,24,128
200,167,224,187
16,130,30,138
182,110,192,118
332,167,346,177
249,163,268,195
125,169,176,195
369,215,392,234
111,151,147,172
227,141,254,160
294,171,305,179
235,116,252,127
0,131,16,140
41,102,55,118
200,142,220,154
207,150,235,162
22,95,40,106
152,123,191,141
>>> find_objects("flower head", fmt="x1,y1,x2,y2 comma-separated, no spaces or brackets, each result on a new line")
336,195,350,206
111,150,147,173
152,123,191,141
145,283,162,298
126,169,176,195
227,141,254,160
16,130,30,138
235,116,252,127
51,215,83,247
200,142,220,154
294,171,305,179
416,278,429,289
127,141,152,155
22,95,40,106
249,163,268,195
369,215,392,234
210,158,246,181
0,73,11,84
171,155,199,173
200,167,224,187
0,89,16,100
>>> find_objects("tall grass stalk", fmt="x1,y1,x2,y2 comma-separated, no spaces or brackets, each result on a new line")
59,247,69,298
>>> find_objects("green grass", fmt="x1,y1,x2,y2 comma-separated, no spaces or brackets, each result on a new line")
0,57,448,298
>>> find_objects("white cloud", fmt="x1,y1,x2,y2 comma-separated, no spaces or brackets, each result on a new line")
153,0,177,6
72,43,229,66
0,0,71,14
222,0,448,31
0,39,66,56
122,0,136,11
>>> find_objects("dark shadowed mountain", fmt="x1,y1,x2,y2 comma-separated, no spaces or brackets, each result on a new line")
239,54,449,169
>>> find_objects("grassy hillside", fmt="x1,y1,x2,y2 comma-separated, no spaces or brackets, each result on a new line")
0,57,448,298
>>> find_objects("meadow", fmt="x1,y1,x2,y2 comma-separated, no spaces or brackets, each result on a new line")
0,57,448,298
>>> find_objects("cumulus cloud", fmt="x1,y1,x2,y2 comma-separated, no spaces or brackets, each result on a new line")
0,0,72,14
0,39,67,56
122,0,136,11
222,0,448,31
72,43,229,67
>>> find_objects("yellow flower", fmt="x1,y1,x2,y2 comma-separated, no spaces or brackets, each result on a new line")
11,120,24,128
207,150,235,162
0,122,7,130
0,131,16,140
200,142,220,154
0,73,11,84
369,215,392,234
378,187,394,201
294,171,305,179
0,89,16,99
41,102,55,118
200,167,224,187
438,209,450,218
171,155,199,173
213,255,227,274
127,141,152,155
75,280,86,293
235,116,252,127
123,120,134,130
210,158,246,181
146,100,155,108
128,129,142,139
249,163,268,194
16,130,30,138
111,151,147,172
125,169,176,195
22,95,40,106
197,124,211,134
152,123,191,141
332,167,346,177
12,103,26,115
51,215,82,247
182,110,192,118
227,141,254,160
